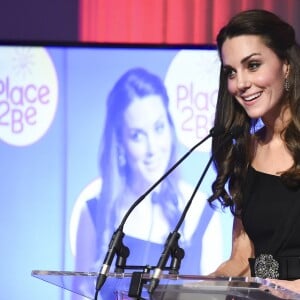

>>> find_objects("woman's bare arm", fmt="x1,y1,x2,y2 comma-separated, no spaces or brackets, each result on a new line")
210,216,254,277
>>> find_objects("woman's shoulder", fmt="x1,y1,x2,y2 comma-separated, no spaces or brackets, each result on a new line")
70,178,103,232
69,178,102,256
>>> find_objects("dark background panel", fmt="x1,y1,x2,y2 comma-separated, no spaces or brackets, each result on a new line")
0,0,78,42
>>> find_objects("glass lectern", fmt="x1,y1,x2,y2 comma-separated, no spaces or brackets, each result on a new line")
31,270,300,299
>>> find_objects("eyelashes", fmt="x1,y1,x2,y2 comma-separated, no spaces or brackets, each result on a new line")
222,61,262,79
222,67,235,79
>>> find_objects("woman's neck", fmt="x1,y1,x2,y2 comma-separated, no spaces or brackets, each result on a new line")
261,104,291,142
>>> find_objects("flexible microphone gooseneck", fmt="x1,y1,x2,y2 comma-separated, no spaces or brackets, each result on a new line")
148,126,243,294
94,126,226,300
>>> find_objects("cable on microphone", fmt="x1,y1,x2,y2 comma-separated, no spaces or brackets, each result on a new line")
147,125,243,294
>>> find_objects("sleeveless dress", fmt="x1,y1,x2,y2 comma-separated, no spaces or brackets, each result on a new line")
242,166,300,279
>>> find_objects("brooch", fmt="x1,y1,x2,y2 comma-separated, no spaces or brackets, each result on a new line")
254,254,279,279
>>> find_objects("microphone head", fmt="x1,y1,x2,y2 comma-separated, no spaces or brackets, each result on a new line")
210,126,226,137
210,125,244,139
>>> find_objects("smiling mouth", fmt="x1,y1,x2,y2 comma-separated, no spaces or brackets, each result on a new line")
243,92,262,102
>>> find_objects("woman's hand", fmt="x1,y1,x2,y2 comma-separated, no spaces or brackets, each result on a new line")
268,279,300,294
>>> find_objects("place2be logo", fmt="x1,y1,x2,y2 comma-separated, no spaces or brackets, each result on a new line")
0,46,58,146
165,50,220,153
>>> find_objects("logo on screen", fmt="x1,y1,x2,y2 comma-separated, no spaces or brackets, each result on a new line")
0,47,58,146
165,50,220,152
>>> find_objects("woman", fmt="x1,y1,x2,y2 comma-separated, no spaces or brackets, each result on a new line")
208,9,300,293
72,67,222,298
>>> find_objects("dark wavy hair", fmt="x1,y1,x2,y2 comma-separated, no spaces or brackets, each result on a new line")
208,9,300,215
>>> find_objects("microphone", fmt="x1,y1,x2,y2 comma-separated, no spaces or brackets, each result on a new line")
148,125,243,294
94,126,226,299
95,229,128,291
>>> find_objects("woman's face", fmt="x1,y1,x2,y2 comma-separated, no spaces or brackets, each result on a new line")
221,35,289,122
121,95,173,188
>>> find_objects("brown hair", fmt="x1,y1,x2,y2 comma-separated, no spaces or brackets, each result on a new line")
208,9,300,215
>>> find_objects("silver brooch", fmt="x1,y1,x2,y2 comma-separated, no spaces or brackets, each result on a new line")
254,254,279,279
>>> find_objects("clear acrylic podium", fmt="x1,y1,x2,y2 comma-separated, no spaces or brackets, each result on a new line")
32,270,300,299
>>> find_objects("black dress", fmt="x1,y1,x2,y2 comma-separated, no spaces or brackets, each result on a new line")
242,166,300,279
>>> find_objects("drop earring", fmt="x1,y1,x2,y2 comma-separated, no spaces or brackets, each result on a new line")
284,77,290,92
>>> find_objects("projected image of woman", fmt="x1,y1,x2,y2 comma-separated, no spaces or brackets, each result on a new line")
72,67,223,293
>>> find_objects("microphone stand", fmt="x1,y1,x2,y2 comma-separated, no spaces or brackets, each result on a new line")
147,148,216,294
148,126,243,294
93,127,225,300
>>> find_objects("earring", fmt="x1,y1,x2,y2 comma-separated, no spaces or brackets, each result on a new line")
284,78,290,92
118,147,126,167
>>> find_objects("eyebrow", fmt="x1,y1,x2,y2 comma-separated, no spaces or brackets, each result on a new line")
240,52,261,64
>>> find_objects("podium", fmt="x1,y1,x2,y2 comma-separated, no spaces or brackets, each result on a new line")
32,270,300,299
